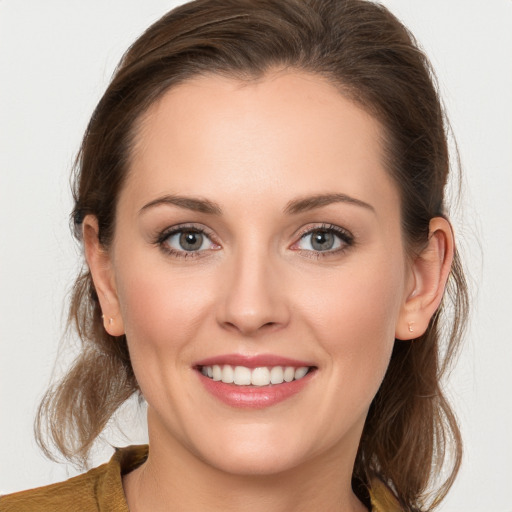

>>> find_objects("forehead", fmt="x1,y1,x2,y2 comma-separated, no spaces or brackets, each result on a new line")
123,70,398,217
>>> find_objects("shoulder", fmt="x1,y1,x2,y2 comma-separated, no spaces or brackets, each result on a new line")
369,477,403,512
0,464,107,512
0,445,148,512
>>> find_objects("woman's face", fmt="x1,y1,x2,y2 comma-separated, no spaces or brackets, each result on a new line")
105,71,413,475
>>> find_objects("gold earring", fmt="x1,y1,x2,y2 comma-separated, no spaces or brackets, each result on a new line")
408,322,414,333
101,314,113,325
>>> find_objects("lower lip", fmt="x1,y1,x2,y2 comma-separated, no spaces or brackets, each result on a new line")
197,370,315,409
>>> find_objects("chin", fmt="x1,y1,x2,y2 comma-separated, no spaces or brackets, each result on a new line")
185,421,334,478
202,443,310,477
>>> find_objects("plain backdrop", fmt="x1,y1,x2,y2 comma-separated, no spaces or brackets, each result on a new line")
1,1,511,510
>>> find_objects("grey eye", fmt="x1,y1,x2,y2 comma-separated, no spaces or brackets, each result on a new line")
310,230,335,251
179,231,204,251
164,229,214,253
296,229,345,252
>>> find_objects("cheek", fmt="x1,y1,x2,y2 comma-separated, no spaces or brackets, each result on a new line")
302,256,405,397
113,254,217,371
113,260,219,419
306,258,403,335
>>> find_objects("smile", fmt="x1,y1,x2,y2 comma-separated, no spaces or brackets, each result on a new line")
200,365,311,386
194,355,317,409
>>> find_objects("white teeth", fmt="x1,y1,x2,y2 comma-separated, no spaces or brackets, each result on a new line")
233,366,251,385
294,367,309,380
221,364,234,383
200,364,311,386
270,366,284,384
212,365,222,381
251,367,270,386
283,366,295,382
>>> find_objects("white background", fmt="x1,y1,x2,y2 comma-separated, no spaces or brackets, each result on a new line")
1,1,511,510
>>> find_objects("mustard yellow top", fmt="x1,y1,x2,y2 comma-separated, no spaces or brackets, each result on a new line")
0,445,402,511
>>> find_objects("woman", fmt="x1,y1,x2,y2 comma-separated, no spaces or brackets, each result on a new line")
0,0,468,511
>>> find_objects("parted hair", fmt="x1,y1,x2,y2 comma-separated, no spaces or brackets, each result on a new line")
36,1,468,510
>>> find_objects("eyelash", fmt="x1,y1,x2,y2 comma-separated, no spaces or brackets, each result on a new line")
155,223,219,259
293,223,354,259
154,223,354,260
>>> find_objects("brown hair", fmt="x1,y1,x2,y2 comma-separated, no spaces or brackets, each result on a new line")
36,1,468,510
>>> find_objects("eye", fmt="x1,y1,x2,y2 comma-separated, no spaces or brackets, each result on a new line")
158,226,219,257
293,225,353,254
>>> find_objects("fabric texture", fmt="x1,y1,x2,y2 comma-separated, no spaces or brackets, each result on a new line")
0,445,402,511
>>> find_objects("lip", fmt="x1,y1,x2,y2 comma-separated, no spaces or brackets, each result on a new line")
194,353,316,368
194,354,317,409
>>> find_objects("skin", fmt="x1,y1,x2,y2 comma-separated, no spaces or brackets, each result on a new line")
84,70,454,512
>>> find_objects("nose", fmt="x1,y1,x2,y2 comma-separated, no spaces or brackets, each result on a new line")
216,247,290,337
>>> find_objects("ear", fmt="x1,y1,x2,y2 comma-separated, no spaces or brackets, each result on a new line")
395,217,454,340
82,215,125,336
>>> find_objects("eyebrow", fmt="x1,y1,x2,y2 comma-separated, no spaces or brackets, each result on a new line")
284,193,375,215
139,195,222,215
139,192,374,216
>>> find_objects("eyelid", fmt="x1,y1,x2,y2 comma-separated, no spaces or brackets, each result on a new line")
290,223,354,254
294,223,353,241
153,222,354,259
155,223,221,258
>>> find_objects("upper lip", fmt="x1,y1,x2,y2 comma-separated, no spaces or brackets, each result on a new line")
193,353,316,369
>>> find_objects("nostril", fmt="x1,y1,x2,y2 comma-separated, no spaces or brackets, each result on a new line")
220,318,282,336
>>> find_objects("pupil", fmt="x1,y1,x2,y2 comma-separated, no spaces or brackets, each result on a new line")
311,230,334,251
179,231,203,251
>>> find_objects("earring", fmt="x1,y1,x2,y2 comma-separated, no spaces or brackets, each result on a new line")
101,314,113,325
408,321,414,333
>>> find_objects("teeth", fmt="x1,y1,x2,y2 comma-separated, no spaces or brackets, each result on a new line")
212,365,222,381
200,365,311,386
233,366,251,385
270,366,284,384
221,365,234,383
251,367,270,386
283,366,295,382
294,367,309,380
